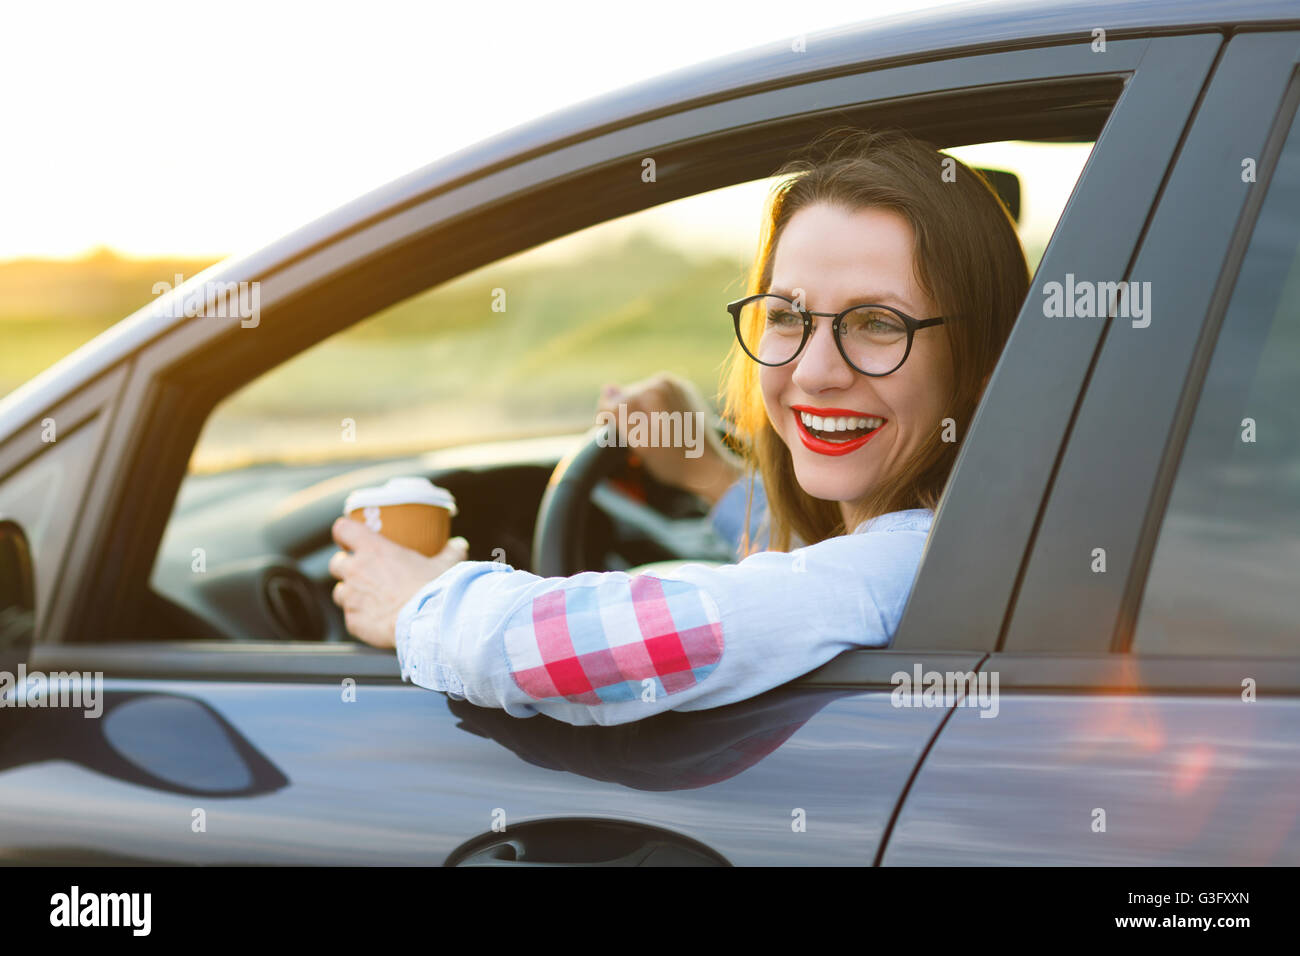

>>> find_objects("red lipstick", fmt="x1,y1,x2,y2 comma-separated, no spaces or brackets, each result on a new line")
791,405,886,457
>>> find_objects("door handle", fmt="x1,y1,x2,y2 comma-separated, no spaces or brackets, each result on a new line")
447,818,728,867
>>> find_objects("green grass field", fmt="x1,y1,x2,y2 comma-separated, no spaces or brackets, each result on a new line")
0,249,225,394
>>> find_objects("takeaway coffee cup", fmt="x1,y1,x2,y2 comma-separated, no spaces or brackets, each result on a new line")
343,477,458,557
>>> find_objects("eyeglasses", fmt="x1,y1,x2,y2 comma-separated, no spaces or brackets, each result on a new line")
727,293,949,377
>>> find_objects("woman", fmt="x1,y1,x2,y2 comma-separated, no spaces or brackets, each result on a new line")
329,128,1029,726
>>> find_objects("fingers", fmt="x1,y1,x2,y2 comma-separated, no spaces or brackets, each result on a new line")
330,519,382,589
597,378,658,420
596,383,622,418
328,548,349,580
430,536,470,573
333,516,410,557
598,373,697,414
332,516,373,551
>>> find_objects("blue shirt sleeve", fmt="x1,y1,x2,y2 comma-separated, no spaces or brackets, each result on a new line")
707,471,770,557
393,509,934,727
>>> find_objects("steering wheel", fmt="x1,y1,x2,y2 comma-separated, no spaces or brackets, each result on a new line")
531,419,738,577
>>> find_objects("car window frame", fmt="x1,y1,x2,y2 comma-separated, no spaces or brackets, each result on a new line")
36,32,1220,680
1001,31,1300,672
0,365,126,631
894,32,1223,652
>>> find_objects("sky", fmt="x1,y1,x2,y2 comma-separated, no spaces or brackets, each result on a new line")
0,0,1001,262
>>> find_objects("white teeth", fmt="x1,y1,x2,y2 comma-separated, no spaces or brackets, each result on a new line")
799,411,884,432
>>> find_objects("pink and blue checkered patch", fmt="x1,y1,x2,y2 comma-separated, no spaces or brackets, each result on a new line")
505,574,725,705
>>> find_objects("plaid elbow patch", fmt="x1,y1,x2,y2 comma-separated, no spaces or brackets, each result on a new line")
505,574,725,705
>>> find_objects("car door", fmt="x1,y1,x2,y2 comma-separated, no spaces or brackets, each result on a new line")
882,31,1300,866
3,28,1216,864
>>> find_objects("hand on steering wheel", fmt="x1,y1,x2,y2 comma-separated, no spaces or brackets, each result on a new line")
533,375,744,577
596,373,744,506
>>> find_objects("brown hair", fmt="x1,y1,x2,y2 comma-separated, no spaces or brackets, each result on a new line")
718,127,1030,553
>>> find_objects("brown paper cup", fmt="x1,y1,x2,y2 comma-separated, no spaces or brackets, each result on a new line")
347,503,451,557
343,477,458,557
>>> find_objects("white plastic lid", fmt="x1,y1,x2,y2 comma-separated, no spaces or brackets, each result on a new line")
344,477,457,515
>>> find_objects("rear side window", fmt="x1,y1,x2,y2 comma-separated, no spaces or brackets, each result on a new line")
1133,99,1300,655
0,422,101,625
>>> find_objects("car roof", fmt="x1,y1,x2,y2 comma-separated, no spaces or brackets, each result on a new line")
3,0,1297,431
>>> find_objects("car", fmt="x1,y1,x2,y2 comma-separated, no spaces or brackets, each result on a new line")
1,0,1298,866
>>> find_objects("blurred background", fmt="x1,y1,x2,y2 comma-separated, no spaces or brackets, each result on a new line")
1,0,1090,472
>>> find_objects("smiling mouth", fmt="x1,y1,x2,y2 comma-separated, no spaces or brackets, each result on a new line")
791,407,887,455
796,409,885,442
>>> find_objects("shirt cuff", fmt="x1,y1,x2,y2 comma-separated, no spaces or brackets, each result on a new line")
394,574,467,698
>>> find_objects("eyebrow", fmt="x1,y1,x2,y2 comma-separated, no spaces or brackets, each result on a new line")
768,287,915,312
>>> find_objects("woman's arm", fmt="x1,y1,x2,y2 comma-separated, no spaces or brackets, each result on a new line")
395,510,933,726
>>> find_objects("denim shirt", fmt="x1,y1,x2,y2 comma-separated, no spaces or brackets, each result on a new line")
709,470,773,556
394,473,935,726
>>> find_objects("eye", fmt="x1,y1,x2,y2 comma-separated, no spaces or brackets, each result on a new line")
766,309,802,329
845,308,905,338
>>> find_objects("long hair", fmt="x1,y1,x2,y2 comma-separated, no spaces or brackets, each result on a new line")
718,128,1030,554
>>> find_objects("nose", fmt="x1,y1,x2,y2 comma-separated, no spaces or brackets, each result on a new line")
791,316,856,391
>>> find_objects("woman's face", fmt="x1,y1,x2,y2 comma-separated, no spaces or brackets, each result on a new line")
760,202,954,526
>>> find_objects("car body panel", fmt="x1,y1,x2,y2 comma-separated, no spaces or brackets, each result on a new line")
1,679,954,865
883,690,1300,865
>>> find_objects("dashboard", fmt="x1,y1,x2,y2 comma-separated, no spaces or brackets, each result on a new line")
144,431,731,643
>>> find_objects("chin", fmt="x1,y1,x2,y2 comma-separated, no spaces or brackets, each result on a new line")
782,427,881,500
792,464,874,504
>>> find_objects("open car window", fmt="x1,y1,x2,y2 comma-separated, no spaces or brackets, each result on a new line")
186,141,1090,475
147,137,1093,644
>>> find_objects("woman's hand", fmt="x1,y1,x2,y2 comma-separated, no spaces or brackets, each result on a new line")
328,517,469,648
597,372,744,505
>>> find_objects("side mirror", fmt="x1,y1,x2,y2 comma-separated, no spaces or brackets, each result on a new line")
0,519,35,674
973,167,1022,225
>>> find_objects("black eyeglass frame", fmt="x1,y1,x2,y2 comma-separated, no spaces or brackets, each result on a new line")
726,293,949,377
